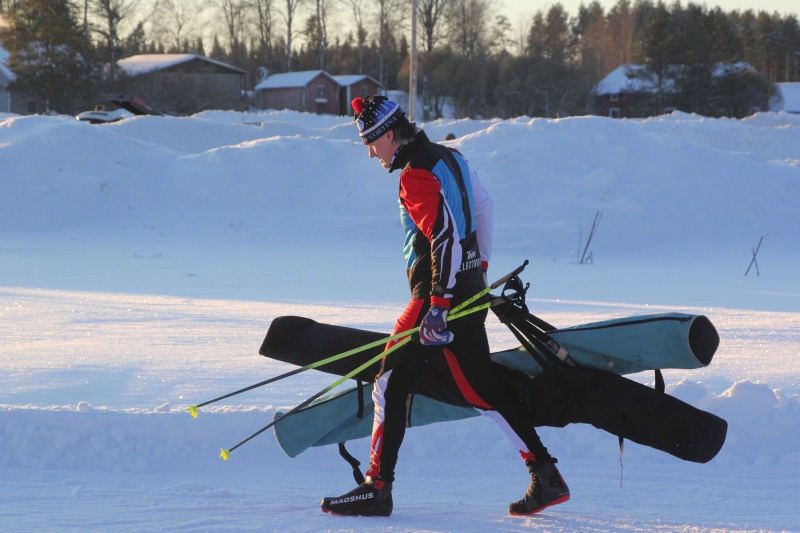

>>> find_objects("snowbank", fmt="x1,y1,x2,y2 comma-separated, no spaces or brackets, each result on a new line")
1,111,799,257
1,379,797,473
0,114,393,237
633,111,800,164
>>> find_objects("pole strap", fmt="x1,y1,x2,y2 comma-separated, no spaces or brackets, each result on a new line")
338,442,366,485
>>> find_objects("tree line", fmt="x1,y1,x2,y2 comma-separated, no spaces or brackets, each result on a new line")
0,0,798,117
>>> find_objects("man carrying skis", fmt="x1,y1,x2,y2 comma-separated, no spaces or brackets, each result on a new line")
321,95,569,517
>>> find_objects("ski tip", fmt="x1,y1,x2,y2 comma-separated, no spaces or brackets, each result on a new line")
220,448,230,461
187,405,199,418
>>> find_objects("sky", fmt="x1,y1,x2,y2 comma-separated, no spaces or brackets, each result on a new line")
501,0,800,22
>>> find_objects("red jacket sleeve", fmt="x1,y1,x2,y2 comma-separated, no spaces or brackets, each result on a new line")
399,168,441,240
399,168,461,305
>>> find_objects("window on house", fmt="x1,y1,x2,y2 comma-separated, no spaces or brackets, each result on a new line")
361,85,368,97
610,93,619,102
609,108,621,118
317,84,326,98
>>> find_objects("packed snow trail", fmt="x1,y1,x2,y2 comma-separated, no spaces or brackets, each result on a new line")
1,289,799,531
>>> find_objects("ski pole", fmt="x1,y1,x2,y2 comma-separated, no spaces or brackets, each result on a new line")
187,260,529,417
186,315,453,418
218,295,504,459
219,336,412,460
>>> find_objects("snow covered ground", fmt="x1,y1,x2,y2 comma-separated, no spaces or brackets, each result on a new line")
1,109,799,531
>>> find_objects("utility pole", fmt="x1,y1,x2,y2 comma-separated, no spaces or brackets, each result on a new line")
409,0,417,122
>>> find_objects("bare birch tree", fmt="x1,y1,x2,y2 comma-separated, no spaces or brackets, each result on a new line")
278,0,304,71
371,0,405,85
252,0,274,71
312,0,330,70
92,0,149,81
216,0,249,65
418,0,447,51
513,14,531,56
347,0,368,73
447,0,490,59
156,0,204,52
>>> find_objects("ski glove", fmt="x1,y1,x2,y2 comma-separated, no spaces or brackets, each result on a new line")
419,305,454,346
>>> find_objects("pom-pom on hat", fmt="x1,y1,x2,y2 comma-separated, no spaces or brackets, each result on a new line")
352,95,409,145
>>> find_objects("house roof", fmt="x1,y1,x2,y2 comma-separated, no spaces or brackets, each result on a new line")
595,64,676,95
255,70,337,90
595,62,759,96
333,74,384,89
0,42,16,83
711,62,758,77
117,54,245,76
773,82,800,113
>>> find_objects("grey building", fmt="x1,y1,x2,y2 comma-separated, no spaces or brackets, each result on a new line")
116,54,246,108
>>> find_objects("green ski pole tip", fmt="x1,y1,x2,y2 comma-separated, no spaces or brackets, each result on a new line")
220,449,230,461
187,405,198,418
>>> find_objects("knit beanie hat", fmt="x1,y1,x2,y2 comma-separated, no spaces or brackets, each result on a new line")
352,95,409,144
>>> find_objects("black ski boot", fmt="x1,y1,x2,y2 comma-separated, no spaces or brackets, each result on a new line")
509,458,570,516
321,477,393,517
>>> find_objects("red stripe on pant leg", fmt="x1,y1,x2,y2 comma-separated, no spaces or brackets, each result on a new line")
367,371,391,479
366,421,384,478
386,299,426,350
442,348,492,409
520,450,536,463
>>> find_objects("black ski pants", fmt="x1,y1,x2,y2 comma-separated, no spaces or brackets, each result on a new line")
376,308,551,482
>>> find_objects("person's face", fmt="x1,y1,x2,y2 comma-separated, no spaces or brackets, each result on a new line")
367,130,397,169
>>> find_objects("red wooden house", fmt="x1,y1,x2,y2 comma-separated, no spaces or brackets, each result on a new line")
595,63,769,118
333,75,384,115
255,70,340,114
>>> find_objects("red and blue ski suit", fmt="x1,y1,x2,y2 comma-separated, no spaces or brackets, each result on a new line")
366,130,551,481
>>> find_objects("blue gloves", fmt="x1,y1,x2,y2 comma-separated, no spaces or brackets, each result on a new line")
419,305,454,346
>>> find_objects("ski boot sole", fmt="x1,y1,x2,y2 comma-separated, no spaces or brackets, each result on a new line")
509,494,570,516
321,506,392,517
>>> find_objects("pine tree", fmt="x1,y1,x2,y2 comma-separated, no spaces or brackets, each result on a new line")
635,1,675,114
0,0,99,114
210,35,226,62
124,21,147,57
